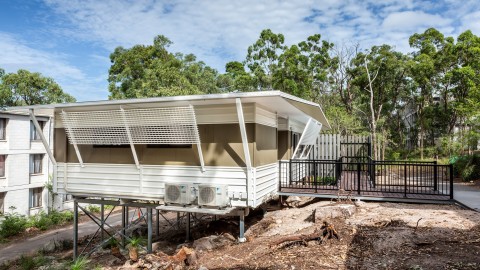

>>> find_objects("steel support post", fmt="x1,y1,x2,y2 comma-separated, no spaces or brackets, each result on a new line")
238,211,246,243
186,213,191,242
100,200,104,241
121,206,126,247
147,208,153,253
73,200,78,260
155,209,160,238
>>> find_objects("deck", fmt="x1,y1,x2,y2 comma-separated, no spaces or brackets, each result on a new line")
279,160,454,202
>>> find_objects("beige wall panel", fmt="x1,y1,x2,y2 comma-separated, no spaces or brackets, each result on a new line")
254,124,278,166
278,130,291,160
63,124,256,167
54,128,67,162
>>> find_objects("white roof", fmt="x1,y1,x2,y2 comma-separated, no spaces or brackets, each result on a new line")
5,91,331,129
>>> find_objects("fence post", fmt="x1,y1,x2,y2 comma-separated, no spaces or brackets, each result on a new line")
372,159,376,188
314,160,318,193
404,164,407,198
289,159,292,186
433,161,438,191
357,162,361,195
449,164,454,200
278,160,282,192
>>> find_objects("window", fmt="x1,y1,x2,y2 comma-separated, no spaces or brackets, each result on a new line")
30,154,44,174
30,120,45,141
0,155,6,177
0,192,5,214
30,187,43,208
0,118,6,140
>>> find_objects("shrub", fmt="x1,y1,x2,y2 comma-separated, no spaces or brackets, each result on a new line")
452,154,480,181
28,212,53,231
0,213,28,238
71,257,90,270
19,255,35,270
86,205,100,213
49,210,74,225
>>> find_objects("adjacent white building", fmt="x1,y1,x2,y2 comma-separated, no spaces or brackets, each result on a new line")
0,111,71,216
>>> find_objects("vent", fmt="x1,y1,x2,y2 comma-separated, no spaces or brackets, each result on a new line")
164,183,195,205
198,185,229,207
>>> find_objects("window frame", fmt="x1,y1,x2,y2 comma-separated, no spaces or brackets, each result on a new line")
30,187,43,208
0,118,7,141
30,120,46,141
30,154,44,175
0,192,5,214
0,155,6,178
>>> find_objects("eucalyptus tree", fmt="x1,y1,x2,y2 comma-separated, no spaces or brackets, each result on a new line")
245,29,286,90
108,35,220,99
350,45,409,159
0,69,75,106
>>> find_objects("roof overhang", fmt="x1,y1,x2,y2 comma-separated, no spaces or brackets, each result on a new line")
4,91,331,130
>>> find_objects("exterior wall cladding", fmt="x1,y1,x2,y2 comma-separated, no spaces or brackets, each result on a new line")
0,113,71,217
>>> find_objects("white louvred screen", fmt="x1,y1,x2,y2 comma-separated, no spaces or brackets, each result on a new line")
61,106,201,145
292,118,322,159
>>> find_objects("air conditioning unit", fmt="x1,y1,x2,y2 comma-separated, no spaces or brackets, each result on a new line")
164,183,195,205
198,185,229,208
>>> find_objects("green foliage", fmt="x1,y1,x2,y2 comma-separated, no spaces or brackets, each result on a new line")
315,176,337,185
108,35,221,99
452,154,480,181
0,212,28,239
70,257,90,270
86,205,100,213
128,237,145,248
0,69,75,106
19,255,36,270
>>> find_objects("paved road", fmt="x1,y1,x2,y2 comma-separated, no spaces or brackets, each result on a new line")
0,210,129,263
454,182,480,212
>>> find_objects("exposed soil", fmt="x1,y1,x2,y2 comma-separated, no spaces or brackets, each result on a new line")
3,200,480,269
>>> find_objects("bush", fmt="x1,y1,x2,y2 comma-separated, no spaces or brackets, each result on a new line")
49,210,74,225
86,205,100,213
19,255,35,270
0,213,28,238
452,154,480,181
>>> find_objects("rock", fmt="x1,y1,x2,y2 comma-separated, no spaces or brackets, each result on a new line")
43,239,59,253
354,200,366,207
25,227,40,233
152,241,169,251
275,219,283,224
186,250,198,266
198,266,209,270
314,204,356,222
222,233,236,242
193,235,232,252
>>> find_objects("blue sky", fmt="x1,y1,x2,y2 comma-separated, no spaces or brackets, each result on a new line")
1,0,479,101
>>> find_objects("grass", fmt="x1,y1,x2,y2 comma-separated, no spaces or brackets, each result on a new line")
70,257,90,270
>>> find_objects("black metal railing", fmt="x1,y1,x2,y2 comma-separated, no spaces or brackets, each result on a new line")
279,158,453,201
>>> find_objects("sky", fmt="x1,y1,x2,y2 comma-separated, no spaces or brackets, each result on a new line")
0,0,479,102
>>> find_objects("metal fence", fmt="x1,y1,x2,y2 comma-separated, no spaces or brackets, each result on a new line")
279,158,453,201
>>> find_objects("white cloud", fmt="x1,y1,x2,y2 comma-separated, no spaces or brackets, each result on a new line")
0,32,107,101
382,11,452,31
